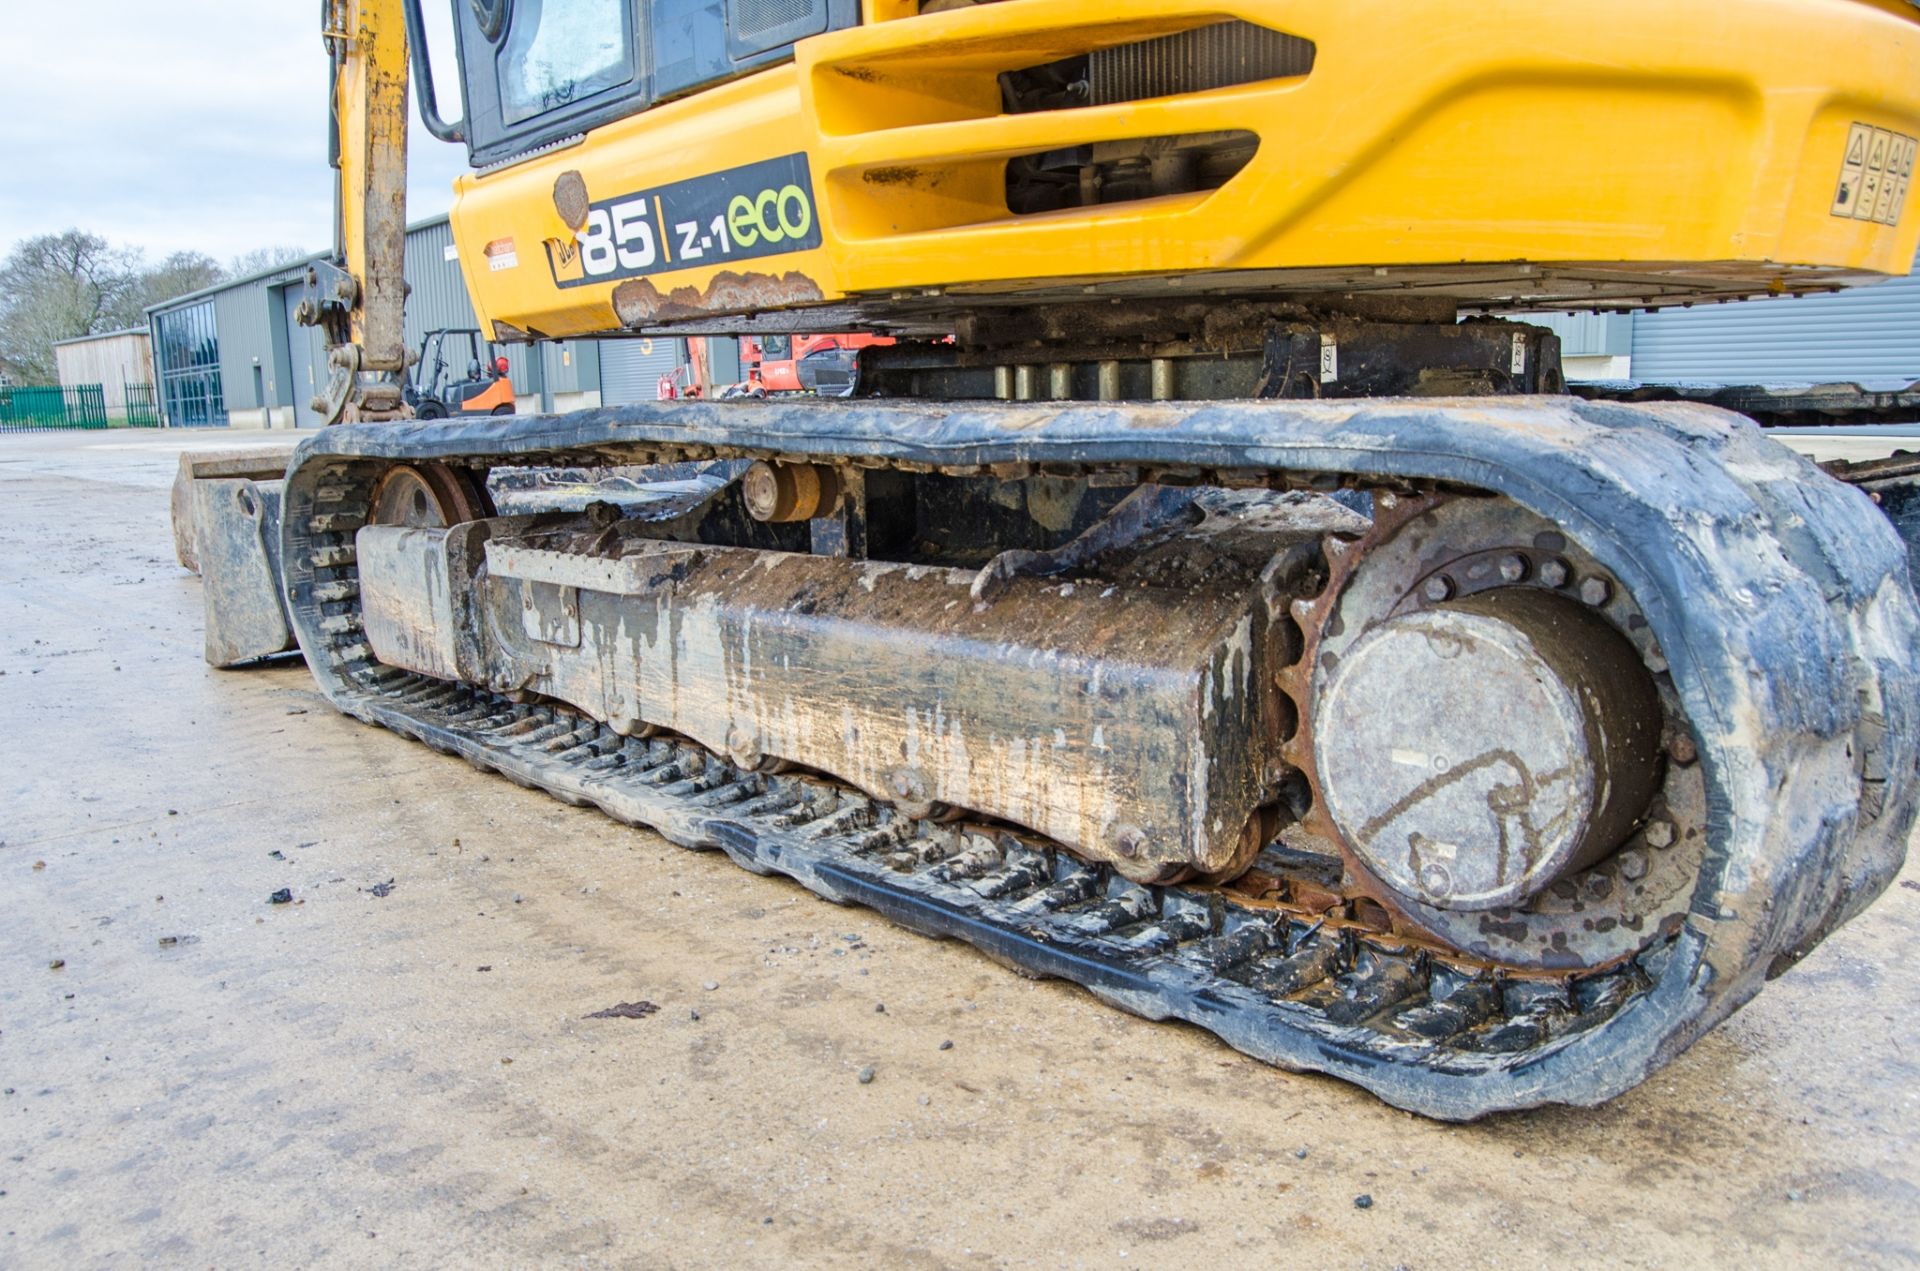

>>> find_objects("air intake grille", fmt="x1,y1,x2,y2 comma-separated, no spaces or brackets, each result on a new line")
736,0,821,41
1089,21,1315,106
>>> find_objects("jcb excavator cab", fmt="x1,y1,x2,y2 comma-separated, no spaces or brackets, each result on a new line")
404,327,516,418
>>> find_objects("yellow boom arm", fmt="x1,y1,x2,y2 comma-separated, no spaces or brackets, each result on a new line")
307,0,413,423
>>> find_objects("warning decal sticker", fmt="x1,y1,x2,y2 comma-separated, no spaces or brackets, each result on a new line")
1833,123,1917,227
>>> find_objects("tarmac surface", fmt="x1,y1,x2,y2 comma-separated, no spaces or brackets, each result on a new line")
3,427,1919,1268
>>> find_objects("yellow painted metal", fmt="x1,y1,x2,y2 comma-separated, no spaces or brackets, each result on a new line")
330,0,412,375
448,0,1920,341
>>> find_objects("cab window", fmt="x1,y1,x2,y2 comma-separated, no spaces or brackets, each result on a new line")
499,0,634,123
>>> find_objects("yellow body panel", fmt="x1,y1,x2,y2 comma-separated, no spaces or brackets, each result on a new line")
449,0,1920,340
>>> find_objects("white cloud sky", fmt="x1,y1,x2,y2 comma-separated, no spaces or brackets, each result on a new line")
0,2,471,263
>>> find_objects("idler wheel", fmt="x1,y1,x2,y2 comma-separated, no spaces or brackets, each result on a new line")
1313,587,1661,911
368,463,490,527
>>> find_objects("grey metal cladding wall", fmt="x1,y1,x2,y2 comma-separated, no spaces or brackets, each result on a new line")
1630,246,1920,386
542,339,597,396
401,219,471,338
210,277,280,409
402,218,531,385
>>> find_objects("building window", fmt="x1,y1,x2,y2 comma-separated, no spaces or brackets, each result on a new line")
154,301,225,427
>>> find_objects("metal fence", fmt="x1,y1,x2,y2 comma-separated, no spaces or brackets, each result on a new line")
0,384,109,432
0,383,166,431
123,383,162,428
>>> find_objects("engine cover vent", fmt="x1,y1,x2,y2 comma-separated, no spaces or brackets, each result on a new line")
1001,20,1316,115
1089,21,1315,106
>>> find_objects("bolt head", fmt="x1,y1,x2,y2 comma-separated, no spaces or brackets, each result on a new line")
1498,554,1529,583
1113,827,1147,859
1667,734,1698,766
1422,575,1454,604
1582,871,1614,901
1537,559,1570,588
1578,577,1613,607
1643,819,1676,850
1617,848,1650,882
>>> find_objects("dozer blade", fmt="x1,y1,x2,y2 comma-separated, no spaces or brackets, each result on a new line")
169,444,298,574
170,445,302,667
262,395,1917,1119
189,476,296,667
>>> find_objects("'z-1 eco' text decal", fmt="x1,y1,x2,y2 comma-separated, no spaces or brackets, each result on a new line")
547,153,822,289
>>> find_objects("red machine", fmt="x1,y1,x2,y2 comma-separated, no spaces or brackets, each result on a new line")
742,334,893,396
659,334,895,399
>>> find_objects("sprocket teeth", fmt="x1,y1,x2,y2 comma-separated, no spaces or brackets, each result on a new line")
1324,534,1363,563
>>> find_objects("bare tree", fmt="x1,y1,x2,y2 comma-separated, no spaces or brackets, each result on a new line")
0,233,246,384
108,251,227,329
0,231,138,383
228,245,312,278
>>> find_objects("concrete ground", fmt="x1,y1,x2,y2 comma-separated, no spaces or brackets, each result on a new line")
3,427,1919,1269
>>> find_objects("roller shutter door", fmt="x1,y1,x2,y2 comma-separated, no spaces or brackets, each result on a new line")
1630,246,1920,386
597,337,682,404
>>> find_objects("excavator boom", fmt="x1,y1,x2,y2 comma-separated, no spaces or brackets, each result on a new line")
303,0,414,424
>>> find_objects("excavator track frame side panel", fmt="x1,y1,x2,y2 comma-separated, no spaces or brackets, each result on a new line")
277,396,1919,1118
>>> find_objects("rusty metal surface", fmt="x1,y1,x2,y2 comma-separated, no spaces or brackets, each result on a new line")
611,270,826,328
1316,587,1662,912
552,169,590,232
367,462,492,527
1279,496,1709,969
267,394,1920,1116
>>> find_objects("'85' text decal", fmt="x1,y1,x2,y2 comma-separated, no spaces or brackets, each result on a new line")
547,153,822,289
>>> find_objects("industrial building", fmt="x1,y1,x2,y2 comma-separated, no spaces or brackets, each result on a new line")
139,219,1920,429
142,215,733,429
1536,243,1920,386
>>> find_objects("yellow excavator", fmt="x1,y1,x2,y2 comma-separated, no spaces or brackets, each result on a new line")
180,0,1920,1118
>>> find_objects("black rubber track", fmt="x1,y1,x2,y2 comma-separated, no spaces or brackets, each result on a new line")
278,394,1919,1118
